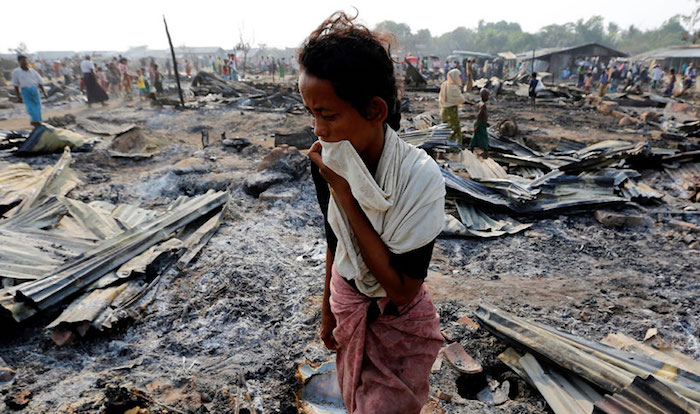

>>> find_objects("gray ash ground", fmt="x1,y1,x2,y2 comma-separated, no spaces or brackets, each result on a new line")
1,89,699,413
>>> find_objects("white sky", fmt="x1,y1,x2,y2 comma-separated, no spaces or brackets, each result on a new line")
2,0,695,52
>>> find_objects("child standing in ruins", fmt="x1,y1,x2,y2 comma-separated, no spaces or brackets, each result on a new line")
469,88,490,156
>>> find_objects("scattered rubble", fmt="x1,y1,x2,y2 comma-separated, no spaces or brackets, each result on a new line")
109,126,168,158
17,123,92,154
0,150,229,345
244,145,309,196
476,304,700,413
0,67,698,413
190,71,263,97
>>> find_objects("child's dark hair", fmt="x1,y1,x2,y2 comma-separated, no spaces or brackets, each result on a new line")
531,72,537,78
298,11,401,130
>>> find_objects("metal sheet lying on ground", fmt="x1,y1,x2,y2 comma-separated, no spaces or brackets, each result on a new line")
13,190,228,312
0,153,229,345
476,304,700,413
594,375,698,414
399,124,461,153
665,162,700,200
0,148,81,217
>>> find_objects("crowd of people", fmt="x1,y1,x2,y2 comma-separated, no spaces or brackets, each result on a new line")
198,54,239,81
9,54,176,126
405,52,698,100
404,55,505,83
13,54,173,103
568,60,697,97
182,54,297,81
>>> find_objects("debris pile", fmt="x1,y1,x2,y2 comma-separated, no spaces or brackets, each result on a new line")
476,304,700,413
1,124,92,155
108,126,169,158
188,71,305,113
189,71,263,97
244,144,309,198
394,107,698,239
0,149,228,345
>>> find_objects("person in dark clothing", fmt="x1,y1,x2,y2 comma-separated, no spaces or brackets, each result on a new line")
665,68,676,96
153,64,163,94
529,72,538,110
610,65,620,92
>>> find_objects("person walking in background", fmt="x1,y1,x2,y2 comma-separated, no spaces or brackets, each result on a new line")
609,65,620,93
439,68,467,146
119,58,133,100
465,58,474,93
599,69,609,97
96,66,107,91
12,55,48,127
529,72,539,109
153,64,163,94
279,57,286,79
651,64,663,90
136,68,150,100
62,60,72,85
577,65,585,88
664,68,676,96
230,55,239,81
106,63,121,97
583,71,593,93
81,55,108,107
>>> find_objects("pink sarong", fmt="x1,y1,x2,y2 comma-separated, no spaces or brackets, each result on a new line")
330,266,444,413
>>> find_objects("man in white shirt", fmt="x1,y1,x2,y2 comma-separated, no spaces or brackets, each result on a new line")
80,55,96,75
651,65,664,90
12,55,48,127
80,55,108,107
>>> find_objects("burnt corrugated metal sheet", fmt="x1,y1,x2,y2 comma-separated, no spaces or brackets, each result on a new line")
0,152,229,345
13,190,228,313
443,167,627,214
0,148,80,216
635,45,700,60
516,43,627,60
442,200,532,238
594,375,698,414
476,304,700,409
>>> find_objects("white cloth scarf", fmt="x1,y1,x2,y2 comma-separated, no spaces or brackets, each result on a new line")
439,68,464,108
321,126,445,297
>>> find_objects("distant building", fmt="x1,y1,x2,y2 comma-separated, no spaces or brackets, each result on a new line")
634,45,700,72
516,42,627,79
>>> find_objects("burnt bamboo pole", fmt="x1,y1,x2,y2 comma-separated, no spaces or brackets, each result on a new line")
163,15,185,107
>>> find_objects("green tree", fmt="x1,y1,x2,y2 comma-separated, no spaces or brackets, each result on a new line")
373,15,689,59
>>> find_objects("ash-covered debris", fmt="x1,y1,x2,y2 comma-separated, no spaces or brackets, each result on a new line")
244,145,309,197
0,60,699,414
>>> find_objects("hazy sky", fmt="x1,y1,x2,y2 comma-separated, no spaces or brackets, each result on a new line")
2,0,695,52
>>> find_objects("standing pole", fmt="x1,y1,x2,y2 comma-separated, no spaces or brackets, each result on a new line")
163,15,185,108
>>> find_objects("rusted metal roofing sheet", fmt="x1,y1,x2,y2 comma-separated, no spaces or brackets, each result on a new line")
0,148,80,216
594,375,698,414
13,190,228,313
476,304,700,410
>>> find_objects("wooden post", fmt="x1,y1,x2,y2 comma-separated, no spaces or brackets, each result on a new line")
163,15,185,108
